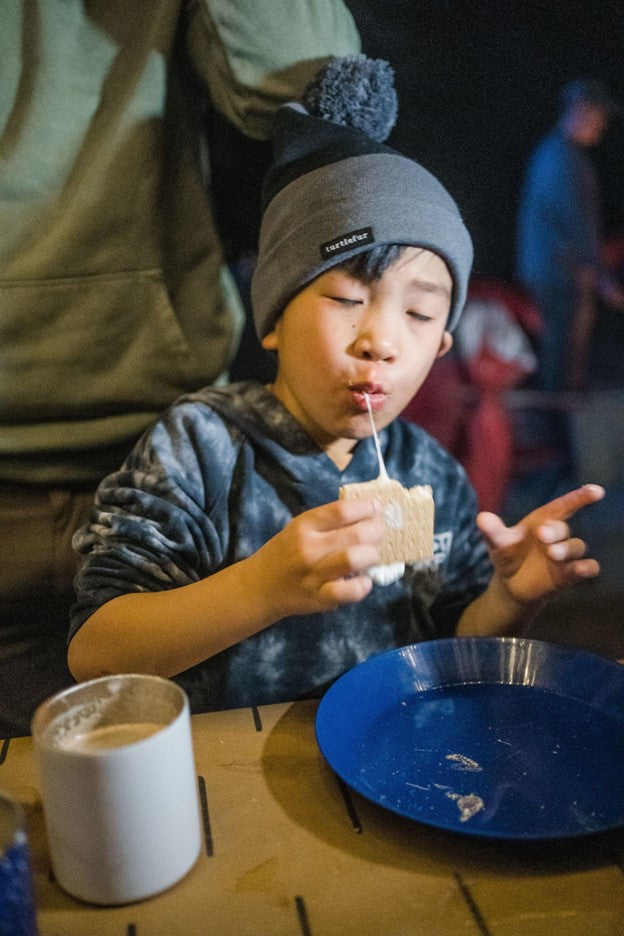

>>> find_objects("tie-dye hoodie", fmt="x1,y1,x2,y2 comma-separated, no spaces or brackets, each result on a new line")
71,382,491,712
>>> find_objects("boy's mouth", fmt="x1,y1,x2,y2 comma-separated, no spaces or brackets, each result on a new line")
349,382,386,411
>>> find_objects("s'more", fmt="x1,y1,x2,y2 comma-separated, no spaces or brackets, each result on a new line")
339,477,434,584
339,391,435,585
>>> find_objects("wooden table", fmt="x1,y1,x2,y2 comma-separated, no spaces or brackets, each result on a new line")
1,700,623,935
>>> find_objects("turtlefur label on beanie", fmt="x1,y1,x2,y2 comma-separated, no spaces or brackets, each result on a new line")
320,226,374,259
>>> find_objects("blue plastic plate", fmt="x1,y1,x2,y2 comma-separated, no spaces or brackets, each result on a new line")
315,637,624,840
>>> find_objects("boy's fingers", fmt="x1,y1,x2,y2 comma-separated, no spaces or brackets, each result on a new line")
547,537,586,561
344,515,385,546
537,520,570,544
314,544,381,582
569,558,600,580
312,517,384,561
307,498,380,531
318,573,373,606
533,484,605,523
476,511,524,550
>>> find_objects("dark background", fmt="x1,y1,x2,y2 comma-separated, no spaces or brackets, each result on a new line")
345,0,624,283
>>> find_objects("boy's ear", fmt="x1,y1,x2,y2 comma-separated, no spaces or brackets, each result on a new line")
436,330,453,359
261,328,279,351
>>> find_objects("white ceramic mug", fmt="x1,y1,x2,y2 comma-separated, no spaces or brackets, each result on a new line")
32,674,201,905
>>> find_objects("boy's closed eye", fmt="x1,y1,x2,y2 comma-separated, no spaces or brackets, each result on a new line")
329,295,363,306
406,309,434,322
327,293,436,322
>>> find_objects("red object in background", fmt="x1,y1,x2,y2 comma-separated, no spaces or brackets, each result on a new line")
462,347,529,514
402,279,541,513
401,355,467,456
467,277,542,337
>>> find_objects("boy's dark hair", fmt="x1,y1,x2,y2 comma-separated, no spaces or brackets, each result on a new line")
333,244,407,283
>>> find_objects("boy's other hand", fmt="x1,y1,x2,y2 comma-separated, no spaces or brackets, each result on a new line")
251,499,385,620
476,484,605,606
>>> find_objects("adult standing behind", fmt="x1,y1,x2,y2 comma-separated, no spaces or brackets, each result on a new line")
0,0,360,737
516,79,624,392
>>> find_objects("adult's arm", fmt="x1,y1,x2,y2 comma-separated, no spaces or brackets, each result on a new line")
187,0,361,139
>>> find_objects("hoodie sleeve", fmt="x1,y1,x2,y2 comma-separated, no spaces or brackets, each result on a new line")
69,401,236,641
186,0,361,139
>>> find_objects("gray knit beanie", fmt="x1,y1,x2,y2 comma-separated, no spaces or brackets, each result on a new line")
251,55,473,339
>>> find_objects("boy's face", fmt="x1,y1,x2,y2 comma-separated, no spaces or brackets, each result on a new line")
262,246,453,468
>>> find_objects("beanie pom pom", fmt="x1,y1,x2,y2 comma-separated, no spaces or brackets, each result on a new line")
302,54,398,143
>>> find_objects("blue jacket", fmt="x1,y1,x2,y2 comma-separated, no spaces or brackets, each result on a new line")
516,127,601,290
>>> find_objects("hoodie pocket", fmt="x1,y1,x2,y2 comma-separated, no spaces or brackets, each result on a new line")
1,270,210,421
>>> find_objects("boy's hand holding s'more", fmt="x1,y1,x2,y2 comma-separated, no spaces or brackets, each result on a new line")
250,498,385,618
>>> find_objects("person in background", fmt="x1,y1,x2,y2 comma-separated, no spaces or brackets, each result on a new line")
68,56,606,714
0,0,360,737
516,78,624,393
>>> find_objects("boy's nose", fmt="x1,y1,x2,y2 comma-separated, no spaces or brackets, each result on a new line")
351,313,398,362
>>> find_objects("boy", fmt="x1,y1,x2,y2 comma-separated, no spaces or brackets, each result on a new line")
68,57,604,711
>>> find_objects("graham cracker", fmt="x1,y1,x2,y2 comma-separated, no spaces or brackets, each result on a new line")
339,478,434,564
